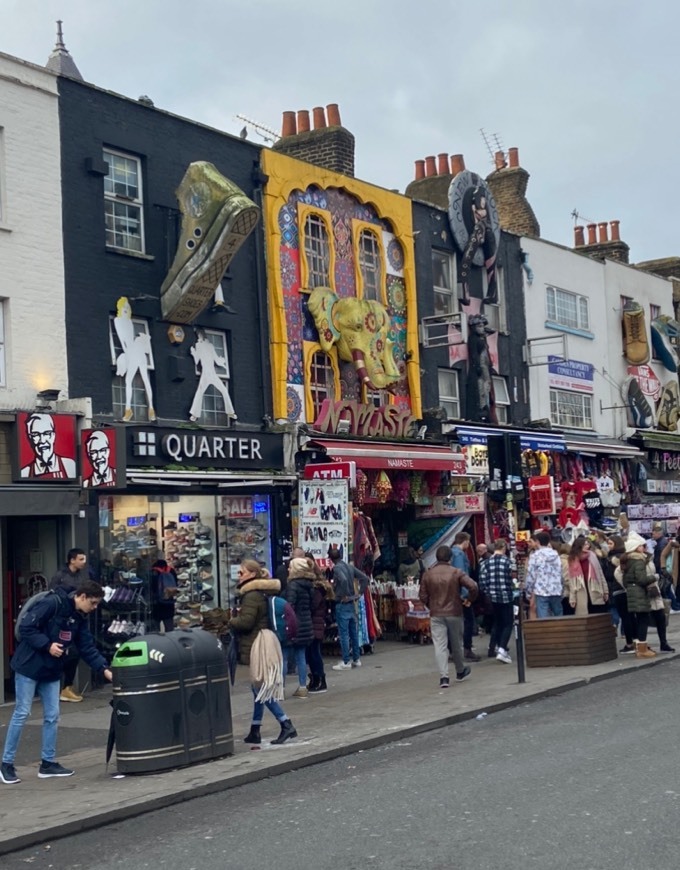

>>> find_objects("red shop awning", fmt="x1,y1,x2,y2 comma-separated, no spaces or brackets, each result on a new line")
307,439,468,474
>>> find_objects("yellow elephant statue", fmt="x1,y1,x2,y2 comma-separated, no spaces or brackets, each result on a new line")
307,287,401,390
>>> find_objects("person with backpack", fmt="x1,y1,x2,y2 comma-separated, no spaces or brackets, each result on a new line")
151,559,178,632
283,557,315,698
329,546,370,671
229,560,297,746
1,581,112,785
48,548,89,703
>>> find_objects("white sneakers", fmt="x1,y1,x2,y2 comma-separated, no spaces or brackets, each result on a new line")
496,648,512,664
332,662,352,671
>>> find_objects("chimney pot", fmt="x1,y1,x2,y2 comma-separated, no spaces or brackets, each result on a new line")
494,150,507,170
437,153,450,175
425,156,437,177
587,223,597,245
414,159,425,181
610,220,621,242
312,106,327,130
297,109,310,133
574,225,585,247
508,147,519,168
598,221,609,244
326,103,341,126
281,111,297,137
450,154,466,175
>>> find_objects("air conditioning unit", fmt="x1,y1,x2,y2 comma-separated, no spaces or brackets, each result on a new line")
419,311,468,349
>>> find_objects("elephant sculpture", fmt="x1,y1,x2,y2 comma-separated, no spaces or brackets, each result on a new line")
307,287,401,390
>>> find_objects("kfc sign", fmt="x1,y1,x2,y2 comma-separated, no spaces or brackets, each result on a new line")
14,412,77,482
80,429,125,489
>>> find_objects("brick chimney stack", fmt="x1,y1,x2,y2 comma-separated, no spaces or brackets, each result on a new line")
574,218,630,264
404,150,463,209
485,147,540,238
273,103,355,177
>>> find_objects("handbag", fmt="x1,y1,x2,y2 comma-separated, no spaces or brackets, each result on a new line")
647,581,661,601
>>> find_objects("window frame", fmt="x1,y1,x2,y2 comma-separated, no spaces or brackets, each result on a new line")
109,314,154,420
352,220,386,304
193,328,234,426
103,148,146,254
303,341,340,421
492,375,510,423
549,388,593,430
431,249,457,316
483,266,507,333
438,368,460,420
0,126,6,227
650,304,661,361
298,204,334,293
546,284,590,332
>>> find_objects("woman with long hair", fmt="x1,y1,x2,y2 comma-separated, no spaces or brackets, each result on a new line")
566,536,609,615
228,560,297,745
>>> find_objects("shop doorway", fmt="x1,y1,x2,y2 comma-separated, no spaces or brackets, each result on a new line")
2,516,67,699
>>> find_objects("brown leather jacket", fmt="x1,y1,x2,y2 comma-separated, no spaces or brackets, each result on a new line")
419,561,478,617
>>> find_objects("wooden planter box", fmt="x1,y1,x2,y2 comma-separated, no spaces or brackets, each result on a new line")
523,613,617,667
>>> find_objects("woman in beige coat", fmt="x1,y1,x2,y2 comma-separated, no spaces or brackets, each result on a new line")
566,536,609,615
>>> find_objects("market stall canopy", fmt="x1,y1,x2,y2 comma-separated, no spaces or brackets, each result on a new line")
563,436,644,458
306,439,467,473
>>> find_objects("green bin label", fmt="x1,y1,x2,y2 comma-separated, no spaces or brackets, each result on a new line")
112,641,149,667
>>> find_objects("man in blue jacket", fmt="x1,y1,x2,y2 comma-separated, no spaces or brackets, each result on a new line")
451,532,481,662
1,581,112,785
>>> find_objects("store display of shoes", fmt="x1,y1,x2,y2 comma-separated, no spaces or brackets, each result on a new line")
651,317,679,373
621,375,654,428
622,301,650,365
656,380,680,432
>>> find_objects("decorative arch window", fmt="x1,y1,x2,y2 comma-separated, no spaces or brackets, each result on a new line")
352,220,386,304
303,342,340,422
298,205,334,292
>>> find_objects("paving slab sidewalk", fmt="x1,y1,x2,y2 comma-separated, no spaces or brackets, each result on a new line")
1,621,680,857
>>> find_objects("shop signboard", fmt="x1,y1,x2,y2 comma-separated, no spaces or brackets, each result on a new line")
126,427,284,470
527,475,555,516
415,493,485,518
548,356,594,393
80,428,126,489
298,479,349,567
303,461,356,487
313,399,416,439
463,443,489,476
627,364,661,400
13,412,78,482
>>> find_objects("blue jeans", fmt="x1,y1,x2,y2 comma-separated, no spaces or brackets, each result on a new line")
336,602,360,664
535,595,563,618
282,645,308,688
250,685,287,726
2,674,60,764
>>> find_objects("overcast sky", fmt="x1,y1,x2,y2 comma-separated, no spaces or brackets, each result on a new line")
2,0,678,263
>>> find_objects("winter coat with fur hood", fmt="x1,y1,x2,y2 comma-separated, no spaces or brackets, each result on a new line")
285,559,315,647
229,576,280,665
311,578,334,640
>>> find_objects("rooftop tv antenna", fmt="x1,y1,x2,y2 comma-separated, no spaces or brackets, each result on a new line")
235,114,280,144
571,209,597,225
480,128,504,165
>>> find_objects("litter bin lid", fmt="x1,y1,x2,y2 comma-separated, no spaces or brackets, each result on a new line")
112,629,225,669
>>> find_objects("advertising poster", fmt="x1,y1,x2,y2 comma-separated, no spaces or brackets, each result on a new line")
15,412,77,482
298,479,349,567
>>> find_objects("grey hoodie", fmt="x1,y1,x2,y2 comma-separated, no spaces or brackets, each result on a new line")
525,546,563,597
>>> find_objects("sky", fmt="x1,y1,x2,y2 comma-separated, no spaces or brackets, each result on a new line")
1,0,678,262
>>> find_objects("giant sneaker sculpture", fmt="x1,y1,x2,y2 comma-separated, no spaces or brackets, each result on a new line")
160,162,259,323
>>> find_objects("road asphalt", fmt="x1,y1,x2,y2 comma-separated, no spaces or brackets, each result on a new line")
1,617,679,857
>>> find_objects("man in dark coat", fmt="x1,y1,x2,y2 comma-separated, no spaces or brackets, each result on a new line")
49,548,90,703
284,557,315,698
1,582,112,785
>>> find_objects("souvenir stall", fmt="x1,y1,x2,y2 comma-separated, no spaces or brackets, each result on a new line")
301,438,483,644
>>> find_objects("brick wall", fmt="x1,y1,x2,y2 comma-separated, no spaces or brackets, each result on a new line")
485,166,540,238
273,127,355,177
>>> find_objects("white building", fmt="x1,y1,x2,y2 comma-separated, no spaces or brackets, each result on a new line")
521,232,674,451
0,52,67,410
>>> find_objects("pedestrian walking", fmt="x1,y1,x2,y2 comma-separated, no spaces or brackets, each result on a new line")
420,545,478,688
329,546,370,671
306,555,333,694
48,548,89,703
450,532,481,661
478,539,514,664
608,536,637,653
150,559,178,632
229,560,297,745
566,536,609,615
283,557,315,698
524,531,563,618
621,533,656,658
1,581,112,785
